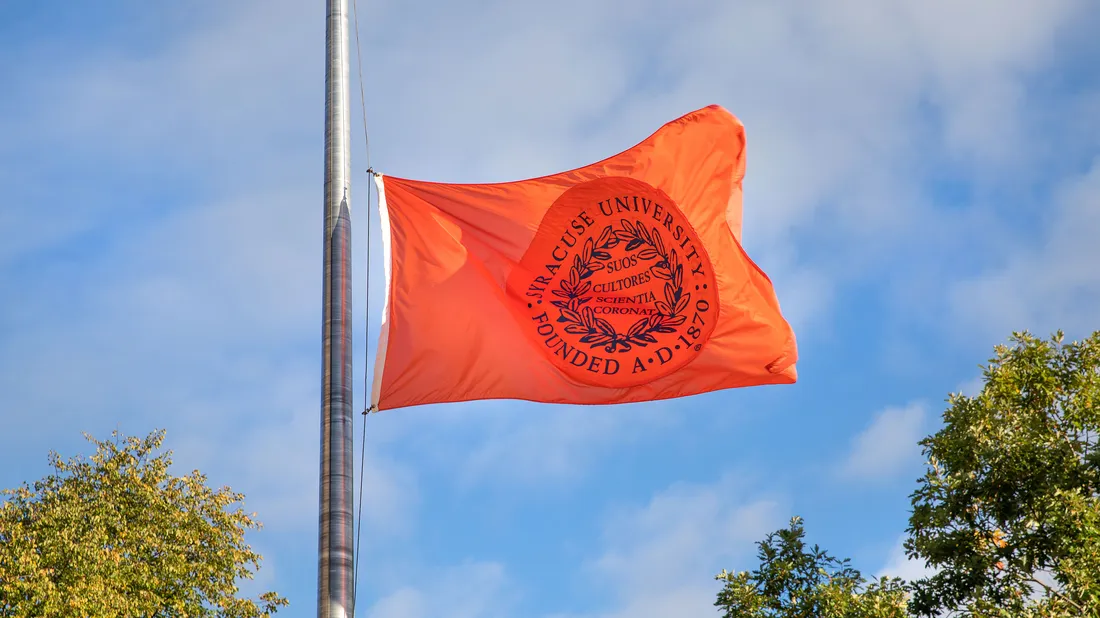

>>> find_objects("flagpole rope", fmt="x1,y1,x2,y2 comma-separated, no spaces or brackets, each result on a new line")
351,0,374,608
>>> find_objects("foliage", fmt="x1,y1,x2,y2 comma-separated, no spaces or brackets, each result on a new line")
0,429,287,617
905,331,1100,617
715,517,908,618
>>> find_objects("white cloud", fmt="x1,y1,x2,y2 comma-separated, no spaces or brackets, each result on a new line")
236,540,281,602
0,184,420,537
574,473,785,618
0,0,362,533
557,586,725,618
452,402,676,486
365,561,515,618
957,376,985,398
838,402,927,481
1,0,1098,614
379,474,786,618
365,474,785,618
0,185,382,532
33,2,318,168
347,396,686,492
175,397,418,537
878,534,937,583
950,158,1100,339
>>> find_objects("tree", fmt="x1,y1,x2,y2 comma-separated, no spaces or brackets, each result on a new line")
0,429,288,617
715,516,909,618
905,331,1100,617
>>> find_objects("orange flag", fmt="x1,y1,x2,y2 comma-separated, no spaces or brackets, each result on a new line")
371,105,797,411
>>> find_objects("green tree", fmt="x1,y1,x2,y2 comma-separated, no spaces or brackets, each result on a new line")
0,429,288,617
715,516,909,617
906,331,1100,617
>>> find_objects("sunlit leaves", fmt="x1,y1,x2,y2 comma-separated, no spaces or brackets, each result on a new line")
714,517,908,618
0,429,288,617
905,331,1100,617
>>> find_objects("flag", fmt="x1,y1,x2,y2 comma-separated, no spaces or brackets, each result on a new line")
370,105,797,411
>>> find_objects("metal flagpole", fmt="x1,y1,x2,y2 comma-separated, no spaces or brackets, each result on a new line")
319,0,354,615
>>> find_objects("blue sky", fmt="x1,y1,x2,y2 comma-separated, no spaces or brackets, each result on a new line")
2,0,1099,616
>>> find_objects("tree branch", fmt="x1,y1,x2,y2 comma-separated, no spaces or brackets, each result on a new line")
1025,574,1083,614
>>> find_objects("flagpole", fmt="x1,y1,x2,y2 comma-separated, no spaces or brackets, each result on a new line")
319,0,354,615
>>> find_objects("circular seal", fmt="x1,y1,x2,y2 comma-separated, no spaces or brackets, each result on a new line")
506,176,719,387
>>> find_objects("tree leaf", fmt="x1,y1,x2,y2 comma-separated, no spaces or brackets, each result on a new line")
0,429,287,617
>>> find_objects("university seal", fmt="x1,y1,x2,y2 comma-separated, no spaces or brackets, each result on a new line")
507,176,719,387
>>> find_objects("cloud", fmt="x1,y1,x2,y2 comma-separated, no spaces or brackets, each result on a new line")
838,402,927,481
573,473,785,618
453,402,677,487
2,0,1099,615
369,473,785,618
0,0,348,537
236,540,282,602
22,2,318,168
878,534,937,583
949,158,1100,339
0,185,346,522
956,376,986,398
364,561,515,618
173,394,419,537
347,395,688,493
0,181,420,540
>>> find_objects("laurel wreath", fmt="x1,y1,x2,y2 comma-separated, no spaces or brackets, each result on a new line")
551,219,690,354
